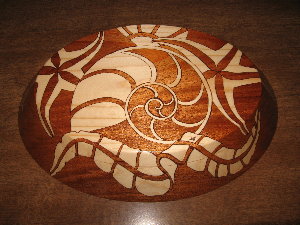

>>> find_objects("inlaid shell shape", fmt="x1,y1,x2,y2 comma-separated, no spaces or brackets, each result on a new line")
19,25,275,201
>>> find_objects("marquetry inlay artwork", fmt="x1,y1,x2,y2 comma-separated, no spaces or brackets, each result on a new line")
19,25,275,201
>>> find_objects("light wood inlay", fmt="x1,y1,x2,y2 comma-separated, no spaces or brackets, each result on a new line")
19,25,275,201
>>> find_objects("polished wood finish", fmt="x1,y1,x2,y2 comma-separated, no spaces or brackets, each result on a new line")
19,25,274,201
1,0,299,224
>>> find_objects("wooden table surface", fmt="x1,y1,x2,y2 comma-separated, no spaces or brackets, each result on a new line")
0,0,299,224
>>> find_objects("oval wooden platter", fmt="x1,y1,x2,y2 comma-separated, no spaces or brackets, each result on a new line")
19,25,276,201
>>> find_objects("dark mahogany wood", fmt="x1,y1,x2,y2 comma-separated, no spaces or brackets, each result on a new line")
19,25,276,201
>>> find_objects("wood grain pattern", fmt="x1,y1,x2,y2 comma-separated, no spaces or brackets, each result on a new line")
19,25,275,201
1,0,299,224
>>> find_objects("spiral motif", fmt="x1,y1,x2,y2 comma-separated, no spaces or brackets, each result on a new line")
125,82,179,143
124,68,209,144
117,46,211,144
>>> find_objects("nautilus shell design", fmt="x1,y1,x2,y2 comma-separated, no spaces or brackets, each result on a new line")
19,25,270,201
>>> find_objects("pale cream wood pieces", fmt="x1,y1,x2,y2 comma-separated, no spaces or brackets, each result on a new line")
19,25,275,201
